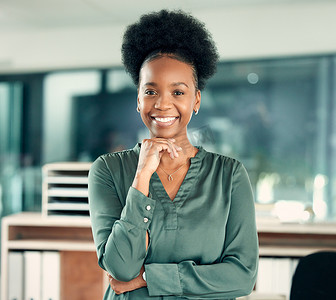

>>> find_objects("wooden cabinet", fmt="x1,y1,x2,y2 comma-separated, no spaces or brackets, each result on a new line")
257,218,336,257
255,218,336,299
2,212,336,300
1,212,107,300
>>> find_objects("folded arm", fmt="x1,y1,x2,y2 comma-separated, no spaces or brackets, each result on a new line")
144,163,258,299
88,156,155,282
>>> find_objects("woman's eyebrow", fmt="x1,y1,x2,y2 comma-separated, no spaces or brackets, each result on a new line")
143,82,157,87
170,82,189,88
143,82,189,88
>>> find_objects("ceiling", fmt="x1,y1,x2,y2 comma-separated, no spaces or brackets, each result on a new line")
0,0,330,30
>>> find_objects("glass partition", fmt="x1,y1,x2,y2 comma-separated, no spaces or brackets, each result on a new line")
0,82,23,217
197,57,333,221
0,55,335,221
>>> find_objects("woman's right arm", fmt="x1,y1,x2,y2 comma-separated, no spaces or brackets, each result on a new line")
88,156,156,282
88,139,181,282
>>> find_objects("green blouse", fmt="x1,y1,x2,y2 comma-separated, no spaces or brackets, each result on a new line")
88,143,258,300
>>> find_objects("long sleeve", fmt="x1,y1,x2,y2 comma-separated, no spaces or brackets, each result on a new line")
88,156,156,282
144,163,258,299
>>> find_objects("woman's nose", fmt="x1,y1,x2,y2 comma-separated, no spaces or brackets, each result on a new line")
154,94,172,110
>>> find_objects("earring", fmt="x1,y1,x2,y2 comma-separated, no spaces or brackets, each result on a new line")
194,109,199,115
137,107,140,113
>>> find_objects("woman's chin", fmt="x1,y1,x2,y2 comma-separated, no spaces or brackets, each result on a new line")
151,133,175,139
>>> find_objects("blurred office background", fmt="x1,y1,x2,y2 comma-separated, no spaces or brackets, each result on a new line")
1,0,336,223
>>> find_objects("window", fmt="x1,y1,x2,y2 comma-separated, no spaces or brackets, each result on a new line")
195,57,335,221
0,55,335,221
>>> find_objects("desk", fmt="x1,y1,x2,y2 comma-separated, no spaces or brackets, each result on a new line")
2,213,336,300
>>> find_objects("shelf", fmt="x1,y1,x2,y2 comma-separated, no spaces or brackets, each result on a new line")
1,212,104,300
2,212,91,227
42,162,91,216
238,292,286,300
47,203,89,211
259,245,336,257
46,176,89,184
7,240,95,251
43,162,92,171
256,217,336,235
48,188,88,197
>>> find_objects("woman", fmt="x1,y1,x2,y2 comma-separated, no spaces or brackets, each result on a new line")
89,9,258,300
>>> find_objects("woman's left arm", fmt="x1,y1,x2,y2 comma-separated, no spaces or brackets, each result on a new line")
143,163,259,299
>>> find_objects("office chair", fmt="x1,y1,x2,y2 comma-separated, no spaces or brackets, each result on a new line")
290,251,336,300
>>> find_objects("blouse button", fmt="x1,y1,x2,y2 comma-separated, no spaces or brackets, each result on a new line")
144,217,149,223
146,205,151,211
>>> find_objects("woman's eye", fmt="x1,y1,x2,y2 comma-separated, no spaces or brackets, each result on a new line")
173,91,184,96
145,90,156,95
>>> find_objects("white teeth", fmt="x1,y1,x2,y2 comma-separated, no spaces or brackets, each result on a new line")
154,117,176,122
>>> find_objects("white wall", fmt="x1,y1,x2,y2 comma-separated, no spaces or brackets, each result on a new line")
0,25,124,73
0,2,336,74
198,2,336,60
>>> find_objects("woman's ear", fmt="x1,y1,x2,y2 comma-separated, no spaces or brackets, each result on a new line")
137,96,140,112
194,89,201,111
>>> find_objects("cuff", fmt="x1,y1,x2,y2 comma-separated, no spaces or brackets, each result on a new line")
120,186,156,230
145,263,183,296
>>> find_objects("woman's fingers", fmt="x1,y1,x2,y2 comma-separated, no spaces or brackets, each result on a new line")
162,138,183,157
163,141,180,159
151,138,181,159
156,143,174,159
172,142,183,157
137,138,185,175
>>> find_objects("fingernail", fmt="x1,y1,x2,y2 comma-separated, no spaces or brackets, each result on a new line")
169,138,175,141
177,146,182,151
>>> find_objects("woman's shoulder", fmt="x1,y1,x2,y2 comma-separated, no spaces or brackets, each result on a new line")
201,147,242,169
201,148,250,182
99,147,137,161
90,145,139,175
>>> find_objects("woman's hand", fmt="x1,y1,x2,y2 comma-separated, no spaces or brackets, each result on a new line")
132,138,182,196
107,265,146,295
137,138,182,175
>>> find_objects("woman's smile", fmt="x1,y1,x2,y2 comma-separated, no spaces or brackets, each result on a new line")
151,116,179,127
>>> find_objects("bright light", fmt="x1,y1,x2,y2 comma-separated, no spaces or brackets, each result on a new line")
247,73,259,84
256,173,279,204
301,210,311,222
272,200,307,223
314,174,327,189
313,174,328,220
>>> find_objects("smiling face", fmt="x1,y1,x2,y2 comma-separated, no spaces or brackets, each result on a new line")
137,55,201,140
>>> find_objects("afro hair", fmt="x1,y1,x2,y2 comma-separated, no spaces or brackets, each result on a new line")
121,9,219,90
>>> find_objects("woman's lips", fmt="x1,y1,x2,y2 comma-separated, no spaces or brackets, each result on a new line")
151,116,178,127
